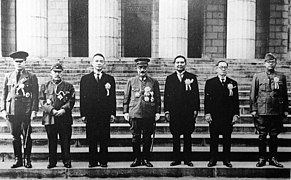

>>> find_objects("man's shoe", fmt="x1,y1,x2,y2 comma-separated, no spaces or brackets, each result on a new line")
88,163,98,168
207,161,216,167
256,158,266,167
11,160,23,168
47,164,56,169
143,160,153,167
130,158,141,167
184,161,194,167
100,163,108,168
170,161,181,166
64,163,72,168
223,161,232,168
269,157,283,168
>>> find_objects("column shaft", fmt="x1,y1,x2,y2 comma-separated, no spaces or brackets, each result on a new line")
16,0,48,57
227,0,256,59
159,0,188,58
88,0,118,58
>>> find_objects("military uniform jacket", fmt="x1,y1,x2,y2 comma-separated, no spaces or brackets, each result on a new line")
123,75,161,119
2,69,39,115
39,80,75,125
204,76,239,129
250,71,288,115
164,71,200,134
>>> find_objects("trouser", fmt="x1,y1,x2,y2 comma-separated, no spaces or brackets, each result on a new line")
86,117,110,165
256,115,282,160
8,115,32,162
209,125,232,162
45,122,72,165
172,133,192,162
130,118,154,160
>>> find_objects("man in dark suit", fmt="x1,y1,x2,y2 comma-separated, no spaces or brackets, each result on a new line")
164,55,200,166
250,53,288,168
39,63,75,169
204,60,239,168
123,58,161,167
80,53,116,168
1,51,38,168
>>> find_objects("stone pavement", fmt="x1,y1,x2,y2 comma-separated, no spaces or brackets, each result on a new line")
0,161,290,179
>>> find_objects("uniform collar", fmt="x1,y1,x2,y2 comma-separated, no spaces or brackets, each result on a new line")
139,76,147,81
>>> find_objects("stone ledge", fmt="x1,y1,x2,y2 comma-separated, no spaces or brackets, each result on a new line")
0,161,289,178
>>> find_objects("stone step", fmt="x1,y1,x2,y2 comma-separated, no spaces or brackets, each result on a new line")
1,145,291,162
0,133,291,147
0,161,290,179
1,122,291,134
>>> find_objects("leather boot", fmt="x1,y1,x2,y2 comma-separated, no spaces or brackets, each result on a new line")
24,156,32,168
256,158,266,167
269,157,283,168
11,157,23,168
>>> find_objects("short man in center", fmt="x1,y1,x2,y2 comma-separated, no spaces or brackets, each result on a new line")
80,53,116,168
204,60,239,168
164,55,200,166
123,58,161,167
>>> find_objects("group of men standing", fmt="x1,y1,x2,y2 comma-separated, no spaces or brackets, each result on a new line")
1,51,288,169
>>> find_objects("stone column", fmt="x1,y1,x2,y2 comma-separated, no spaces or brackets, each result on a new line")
0,2,2,57
16,0,48,57
226,0,256,59
159,0,188,58
88,0,119,58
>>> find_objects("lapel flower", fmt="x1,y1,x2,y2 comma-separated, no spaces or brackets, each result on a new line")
105,83,111,96
227,83,236,96
25,92,30,98
46,99,52,105
135,92,140,98
273,77,279,89
184,79,194,91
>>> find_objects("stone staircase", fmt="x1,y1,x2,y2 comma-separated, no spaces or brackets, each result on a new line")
0,57,290,178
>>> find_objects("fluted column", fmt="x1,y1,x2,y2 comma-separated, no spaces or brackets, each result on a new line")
0,2,2,57
227,0,256,59
16,0,48,57
88,0,118,58
159,0,188,58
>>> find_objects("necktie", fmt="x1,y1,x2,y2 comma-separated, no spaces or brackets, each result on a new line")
16,71,21,82
221,78,225,86
178,73,183,82
96,74,100,82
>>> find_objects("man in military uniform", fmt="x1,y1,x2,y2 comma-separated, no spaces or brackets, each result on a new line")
39,63,75,169
1,51,38,168
123,58,161,167
164,55,200,167
250,53,288,168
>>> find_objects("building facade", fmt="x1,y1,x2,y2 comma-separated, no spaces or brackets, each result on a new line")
0,0,290,60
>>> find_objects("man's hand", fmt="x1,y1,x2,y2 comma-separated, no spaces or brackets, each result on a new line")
232,115,239,125
30,111,37,120
55,109,66,117
251,111,257,117
81,116,87,124
110,115,116,123
124,113,129,121
193,111,198,119
165,112,170,122
1,110,8,120
155,113,160,121
205,113,212,124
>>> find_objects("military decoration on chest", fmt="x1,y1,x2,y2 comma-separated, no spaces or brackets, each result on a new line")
273,77,279,90
144,86,154,102
16,77,31,98
56,91,71,103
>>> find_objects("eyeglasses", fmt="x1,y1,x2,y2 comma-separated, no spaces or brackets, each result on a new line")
218,66,228,70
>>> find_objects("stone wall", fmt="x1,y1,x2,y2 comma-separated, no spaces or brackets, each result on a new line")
203,0,226,58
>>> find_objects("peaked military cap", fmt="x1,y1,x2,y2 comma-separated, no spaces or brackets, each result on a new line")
50,63,63,72
264,53,276,61
135,58,150,66
9,51,29,60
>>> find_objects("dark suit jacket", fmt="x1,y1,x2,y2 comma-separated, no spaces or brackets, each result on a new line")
2,69,39,116
164,71,200,135
204,76,239,131
80,72,116,125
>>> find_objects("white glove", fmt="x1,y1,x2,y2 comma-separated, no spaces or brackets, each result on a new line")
124,113,129,121
155,113,160,121
205,113,212,124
